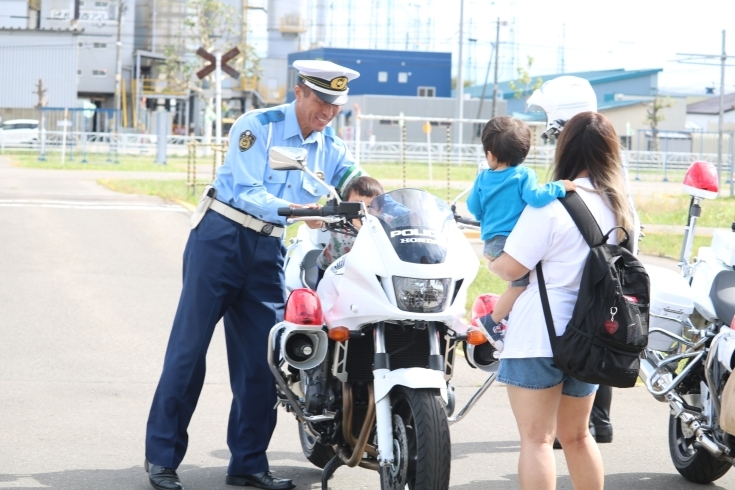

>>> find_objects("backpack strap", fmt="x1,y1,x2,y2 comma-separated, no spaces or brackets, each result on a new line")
559,193,605,248
536,263,557,350
537,193,603,352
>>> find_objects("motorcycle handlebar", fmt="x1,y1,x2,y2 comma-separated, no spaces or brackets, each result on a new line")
277,206,339,217
455,215,480,227
277,202,363,219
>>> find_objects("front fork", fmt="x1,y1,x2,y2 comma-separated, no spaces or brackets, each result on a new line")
372,322,444,467
373,322,394,466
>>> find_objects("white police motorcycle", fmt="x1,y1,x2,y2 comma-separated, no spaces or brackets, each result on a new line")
265,147,497,490
639,160,735,483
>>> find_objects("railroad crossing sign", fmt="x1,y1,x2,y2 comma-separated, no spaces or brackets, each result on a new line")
195,47,240,80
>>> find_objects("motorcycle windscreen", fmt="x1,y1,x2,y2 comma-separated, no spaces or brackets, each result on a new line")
369,189,454,264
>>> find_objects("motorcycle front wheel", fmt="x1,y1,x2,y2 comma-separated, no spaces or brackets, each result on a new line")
380,386,451,490
668,414,731,483
298,421,336,469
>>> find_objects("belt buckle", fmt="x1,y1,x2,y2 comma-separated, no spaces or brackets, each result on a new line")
260,223,274,236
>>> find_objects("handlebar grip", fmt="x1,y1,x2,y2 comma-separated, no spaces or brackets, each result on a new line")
277,206,342,217
455,216,480,227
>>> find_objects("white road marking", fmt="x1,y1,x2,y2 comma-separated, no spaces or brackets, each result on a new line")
0,199,186,212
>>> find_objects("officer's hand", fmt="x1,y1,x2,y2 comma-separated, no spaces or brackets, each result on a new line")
290,203,323,229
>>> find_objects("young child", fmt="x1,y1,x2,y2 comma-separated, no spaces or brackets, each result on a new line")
316,176,384,276
467,116,576,351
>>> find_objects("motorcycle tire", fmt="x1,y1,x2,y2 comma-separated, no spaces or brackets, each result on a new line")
298,421,336,469
380,386,450,490
668,414,731,483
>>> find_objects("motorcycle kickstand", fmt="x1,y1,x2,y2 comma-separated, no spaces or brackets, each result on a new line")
321,454,345,490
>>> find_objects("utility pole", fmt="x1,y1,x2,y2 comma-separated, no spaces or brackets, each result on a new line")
675,30,733,195
34,79,48,160
215,50,223,166
718,31,727,196
114,0,126,131
491,18,503,117
457,0,464,150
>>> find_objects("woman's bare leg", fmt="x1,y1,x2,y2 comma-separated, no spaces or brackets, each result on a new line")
556,393,604,490
507,384,563,490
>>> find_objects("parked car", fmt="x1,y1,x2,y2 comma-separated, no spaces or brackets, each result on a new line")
0,119,39,146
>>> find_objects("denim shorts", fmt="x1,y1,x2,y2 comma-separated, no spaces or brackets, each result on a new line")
483,236,530,287
497,357,598,398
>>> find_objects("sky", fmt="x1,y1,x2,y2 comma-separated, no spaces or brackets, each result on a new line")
246,0,735,95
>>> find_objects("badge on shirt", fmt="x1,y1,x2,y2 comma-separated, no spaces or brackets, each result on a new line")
315,171,325,181
239,130,256,152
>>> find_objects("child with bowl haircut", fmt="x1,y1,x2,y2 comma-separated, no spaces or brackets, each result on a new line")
467,116,576,351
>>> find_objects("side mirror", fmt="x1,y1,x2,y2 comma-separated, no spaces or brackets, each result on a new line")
269,147,307,171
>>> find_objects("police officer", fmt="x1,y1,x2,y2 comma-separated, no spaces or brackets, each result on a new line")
144,60,364,490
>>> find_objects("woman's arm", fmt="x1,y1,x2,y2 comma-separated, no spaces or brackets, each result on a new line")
488,252,530,282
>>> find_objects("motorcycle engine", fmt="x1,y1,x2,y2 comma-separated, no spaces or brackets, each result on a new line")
300,362,336,414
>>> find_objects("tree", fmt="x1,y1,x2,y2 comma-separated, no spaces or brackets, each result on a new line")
644,95,673,152
161,0,261,94
508,55,543,99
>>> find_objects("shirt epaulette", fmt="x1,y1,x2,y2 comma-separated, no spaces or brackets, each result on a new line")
255,110,285,125
323,126,335,138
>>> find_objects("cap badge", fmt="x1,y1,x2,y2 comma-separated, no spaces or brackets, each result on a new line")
330,77,348,90
239,130,256,152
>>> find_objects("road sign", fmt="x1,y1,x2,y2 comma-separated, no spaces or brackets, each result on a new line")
196,47,241,80
422,121,433,134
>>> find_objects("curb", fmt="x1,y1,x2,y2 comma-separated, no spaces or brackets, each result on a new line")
462,229,480,239
173,198,196,212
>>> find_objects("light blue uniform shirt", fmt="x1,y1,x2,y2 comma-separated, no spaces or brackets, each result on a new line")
467,165,566,241
212,101,363,225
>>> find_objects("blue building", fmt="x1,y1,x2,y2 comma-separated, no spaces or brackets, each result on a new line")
465,68,663,119
286,48,451,101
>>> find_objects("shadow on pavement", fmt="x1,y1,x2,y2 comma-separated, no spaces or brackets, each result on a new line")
0,463,323,490
450,472,731,489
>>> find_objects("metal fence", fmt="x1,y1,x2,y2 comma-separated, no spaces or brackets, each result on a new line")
2,130,733,187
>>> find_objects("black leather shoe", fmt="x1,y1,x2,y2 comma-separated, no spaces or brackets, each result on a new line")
592,424,613,443
226,471,295,490
145,460,184,490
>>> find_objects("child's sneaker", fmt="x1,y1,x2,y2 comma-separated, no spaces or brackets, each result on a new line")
475,314,506,352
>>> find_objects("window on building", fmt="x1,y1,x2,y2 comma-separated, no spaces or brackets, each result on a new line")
93,42,107,49
417,86,435,97
378,71,388,83
397,72,408,83
95,1,109,6
78,42,84,47
92,69,107,77
77,69,82,75
620,135,632,150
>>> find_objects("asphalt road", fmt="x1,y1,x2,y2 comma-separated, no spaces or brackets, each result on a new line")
0,157,733,489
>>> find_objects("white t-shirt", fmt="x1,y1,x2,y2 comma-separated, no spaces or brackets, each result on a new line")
501,178,618,359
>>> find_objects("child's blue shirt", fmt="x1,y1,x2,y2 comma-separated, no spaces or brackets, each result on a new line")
466,165,566,241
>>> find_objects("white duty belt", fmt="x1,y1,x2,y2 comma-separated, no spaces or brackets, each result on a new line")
209,200,285,238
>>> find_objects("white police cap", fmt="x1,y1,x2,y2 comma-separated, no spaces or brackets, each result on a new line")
293,60,360,106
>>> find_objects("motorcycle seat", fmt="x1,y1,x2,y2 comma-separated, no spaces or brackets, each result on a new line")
300,249,322,290
710,270,735,324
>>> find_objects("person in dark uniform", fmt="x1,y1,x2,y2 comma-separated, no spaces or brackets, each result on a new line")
144,60,365,490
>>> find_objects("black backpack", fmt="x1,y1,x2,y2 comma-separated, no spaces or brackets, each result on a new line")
537,193,650,388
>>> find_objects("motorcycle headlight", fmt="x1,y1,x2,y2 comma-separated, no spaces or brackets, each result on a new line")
392,276,451,313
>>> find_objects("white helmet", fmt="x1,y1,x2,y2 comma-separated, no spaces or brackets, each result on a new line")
526,76,597,140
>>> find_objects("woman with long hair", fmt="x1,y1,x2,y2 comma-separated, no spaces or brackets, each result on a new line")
488,111,632,489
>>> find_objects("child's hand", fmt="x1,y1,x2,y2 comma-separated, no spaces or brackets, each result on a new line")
562,180,577,193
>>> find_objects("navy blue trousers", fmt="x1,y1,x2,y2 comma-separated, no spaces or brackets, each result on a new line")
146,211,286,476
